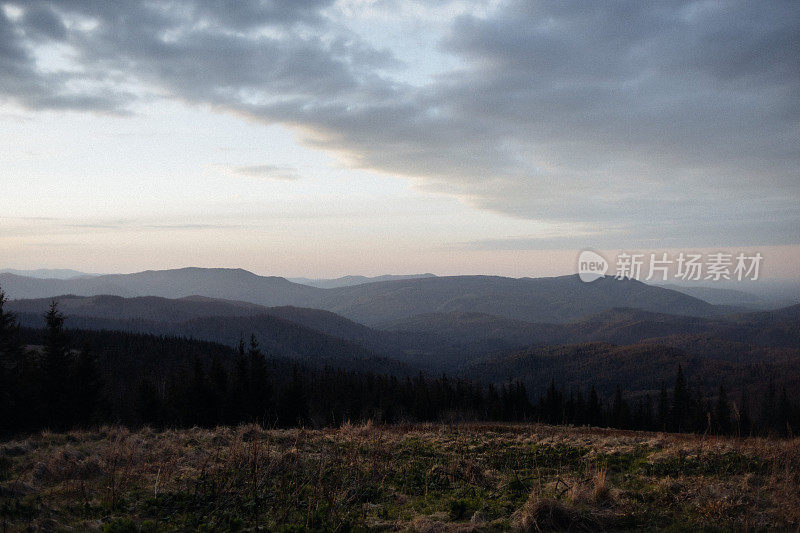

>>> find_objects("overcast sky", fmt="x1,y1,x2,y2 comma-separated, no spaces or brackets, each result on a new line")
1,0,798,278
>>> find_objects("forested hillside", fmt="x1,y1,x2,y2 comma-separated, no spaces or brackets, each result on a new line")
2,290,798,438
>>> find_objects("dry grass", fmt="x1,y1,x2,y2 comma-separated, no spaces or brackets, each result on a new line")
1,423,798,531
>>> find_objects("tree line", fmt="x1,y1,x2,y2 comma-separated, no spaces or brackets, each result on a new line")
533,369,797,437
1,290,798,437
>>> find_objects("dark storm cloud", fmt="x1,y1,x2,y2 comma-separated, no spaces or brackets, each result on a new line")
1,0,797,246
21,4,65,40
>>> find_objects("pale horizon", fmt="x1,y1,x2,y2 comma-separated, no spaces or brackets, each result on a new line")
4,242,800,282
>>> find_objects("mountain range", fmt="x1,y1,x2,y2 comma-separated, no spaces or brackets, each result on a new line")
6,288,799,374
653,283,766,307
0,267,735,326
288,273,436,289
3,266,798,391
0,268,100,280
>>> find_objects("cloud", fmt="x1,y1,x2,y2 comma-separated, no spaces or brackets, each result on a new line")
0,0,797,246
232,164,302,181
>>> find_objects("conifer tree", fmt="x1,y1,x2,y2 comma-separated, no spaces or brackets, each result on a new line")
777,387,792,437
610,386,629,429
761,378,777,435
230,336,249,421
72,343,101,426
42,301,71,429
574,390,586,425
277,365,308,427
190,357,210,426
671,365,689,432
713,384,731,435
0,288,22,363
642,394,654,431
657,382,669,431
209,352,229,424
486,383,502,420
134,378,161,426
0,288,23,433
543,378,563,424
737,387,752,437
247,334,271,423
587,385,601,427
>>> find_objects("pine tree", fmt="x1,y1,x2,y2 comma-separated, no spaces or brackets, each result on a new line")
587,385,601,427
633,395,653,431
411,372,430,420
190,357,213,426
738,387,752,437
507,381,532,421
777,387,792,437
610,386,629,429
247,334,271,423
641,393,654,431
277,365,308,427
230,336,249,421
693,387,708,434
671,366,689,432
134,378,161,426
713,384,731,435
42,302,72,429
574,390,586,425
0,288,23,434
72,343,102,426
543,379,563,424
486,383,502,420
209,352,229,424
657,382,669,431
761,378,777,435
0,288,22,363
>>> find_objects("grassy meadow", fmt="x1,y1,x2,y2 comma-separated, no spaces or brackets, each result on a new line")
1,423,798,531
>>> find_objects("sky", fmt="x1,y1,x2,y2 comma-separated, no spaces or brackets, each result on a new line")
1,0,798,278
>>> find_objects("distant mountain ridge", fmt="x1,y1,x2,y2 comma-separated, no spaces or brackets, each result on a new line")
0,268,99,279
1,267,732,325
313,274,724,325
654,283,764,307
6,294,265,322
0,268,320,305
289,273,436,289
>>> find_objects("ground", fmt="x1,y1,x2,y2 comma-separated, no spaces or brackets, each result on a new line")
1,423,798,531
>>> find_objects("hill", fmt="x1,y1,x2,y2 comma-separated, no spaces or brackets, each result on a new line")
8,294,798,375
464,340,800,400
288,273,436,288
386,304,800,346
6,294,267,322
0,268,320,306
6,294,406,357
0,268,98,279
315,274,723,325
0,269,727,325
13,310,412,376
655,283,764,307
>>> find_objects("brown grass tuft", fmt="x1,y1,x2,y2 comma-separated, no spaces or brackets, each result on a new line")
592,468,613,504
512,490,584,531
